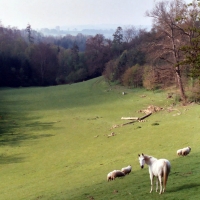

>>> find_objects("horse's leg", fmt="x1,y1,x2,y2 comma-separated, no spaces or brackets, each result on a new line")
158,175,162,194
156,177,158,192
150,174,154,193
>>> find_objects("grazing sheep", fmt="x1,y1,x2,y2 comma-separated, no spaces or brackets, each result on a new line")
111,170,125,180
177,149,182,156
107,171,115,181
182,146,191,156
107,170,118,181
121,165,132,175
177,146,191,156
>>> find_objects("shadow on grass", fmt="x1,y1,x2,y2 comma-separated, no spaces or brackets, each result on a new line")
167,151,200,194
169,183,200,193
0,112,56,145
0,111,57,164
0,154,26,164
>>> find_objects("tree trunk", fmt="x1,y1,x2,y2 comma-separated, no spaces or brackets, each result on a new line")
175,66,186,104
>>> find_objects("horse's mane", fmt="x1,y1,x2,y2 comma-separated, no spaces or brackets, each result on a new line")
143,154,157,162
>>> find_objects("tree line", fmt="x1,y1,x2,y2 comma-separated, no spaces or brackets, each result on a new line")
0,0,200,103
0,22,147,87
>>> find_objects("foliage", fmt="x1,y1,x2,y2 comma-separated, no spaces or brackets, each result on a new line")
186,79,200,102
121,64,143,87
65,68,88,83
112,26,124,56
1,0,200,95
126,48,146,66
85,34,112,78
0,24,149,88
27,43,58,86
179,32,200,79
103,47,146,85
103,59,117,82
26,24,34,44
143,65,158,90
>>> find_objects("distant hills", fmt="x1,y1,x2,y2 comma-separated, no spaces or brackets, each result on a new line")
39,27,115,39
39,24,151,38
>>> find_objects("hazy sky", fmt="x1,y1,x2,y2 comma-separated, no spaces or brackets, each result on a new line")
0,0,193,30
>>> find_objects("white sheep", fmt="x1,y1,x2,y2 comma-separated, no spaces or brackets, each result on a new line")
111,170,125,180
107,170,125,181
177,149,182,156
121,165,132,175
107,171,114,181
177,146,191,156
182,146,191,156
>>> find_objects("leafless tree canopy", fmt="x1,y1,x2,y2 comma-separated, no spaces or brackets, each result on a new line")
143,0,200,103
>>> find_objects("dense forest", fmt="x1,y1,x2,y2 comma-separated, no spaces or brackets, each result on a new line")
1,0,200,103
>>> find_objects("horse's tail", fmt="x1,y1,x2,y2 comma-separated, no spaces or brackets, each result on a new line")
163,161,170,191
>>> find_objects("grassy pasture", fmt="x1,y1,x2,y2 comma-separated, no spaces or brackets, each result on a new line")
0,77,200,200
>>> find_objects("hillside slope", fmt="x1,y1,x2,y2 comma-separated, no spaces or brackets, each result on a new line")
0,77,200,200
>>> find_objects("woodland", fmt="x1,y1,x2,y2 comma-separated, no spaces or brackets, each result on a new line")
1,0,200,104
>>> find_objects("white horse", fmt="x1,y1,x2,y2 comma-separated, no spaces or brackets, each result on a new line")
138,153,171,194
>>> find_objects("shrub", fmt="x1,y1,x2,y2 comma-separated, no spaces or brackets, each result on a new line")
187,79,200,102
143,65,158,90
121,64,143,87
103,59,118,82
143,65,175,90
65,68,88,83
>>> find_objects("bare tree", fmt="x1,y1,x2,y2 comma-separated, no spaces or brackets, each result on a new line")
123,26,138,43
145,0,189,103
85,34,111,77
29,43,58,85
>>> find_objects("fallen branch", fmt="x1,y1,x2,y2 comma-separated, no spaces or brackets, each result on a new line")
121,113,152,121
121,117,139,120
138,112,152,120
110,113,152,130
121,121,135,126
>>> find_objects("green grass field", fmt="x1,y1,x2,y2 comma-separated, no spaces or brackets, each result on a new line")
0,77,200,200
